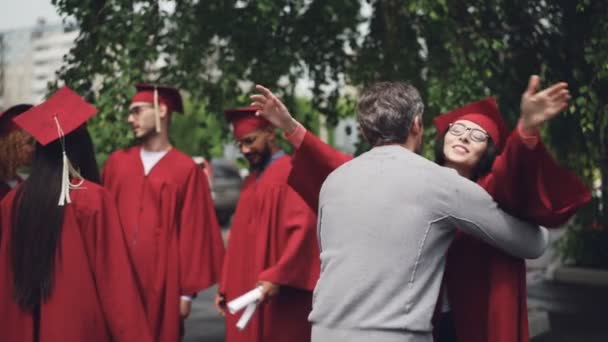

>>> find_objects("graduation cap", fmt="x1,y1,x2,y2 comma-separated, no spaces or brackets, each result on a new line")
224,106,270,140
131,84,184,133
433,97,509,151
13,86,98,205
0,104,33,137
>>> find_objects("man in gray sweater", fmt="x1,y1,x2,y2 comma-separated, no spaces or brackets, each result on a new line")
306,82,548,342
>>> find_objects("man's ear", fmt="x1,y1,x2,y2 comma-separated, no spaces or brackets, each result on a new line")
158,104,170,119
411,115,423,135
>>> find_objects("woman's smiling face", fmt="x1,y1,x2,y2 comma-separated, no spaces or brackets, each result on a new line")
442,120,489,178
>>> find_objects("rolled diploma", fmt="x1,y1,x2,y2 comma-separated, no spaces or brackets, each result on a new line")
236,302,258,331
227,286,263,314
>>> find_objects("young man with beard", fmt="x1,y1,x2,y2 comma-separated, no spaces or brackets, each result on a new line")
215,106,319,342
102,84,225,342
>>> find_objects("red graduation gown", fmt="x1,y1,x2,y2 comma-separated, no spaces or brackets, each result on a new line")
445,130,591,342
102,146,225,342
287,130,590,342
220,155,320,342
0,180,153,342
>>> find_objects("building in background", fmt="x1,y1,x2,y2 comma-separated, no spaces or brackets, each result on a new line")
0,19,77,109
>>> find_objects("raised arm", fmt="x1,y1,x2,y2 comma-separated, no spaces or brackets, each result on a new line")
251,85,352,211
250,85,300,136
480,76,591,227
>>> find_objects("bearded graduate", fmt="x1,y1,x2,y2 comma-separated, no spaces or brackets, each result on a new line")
215,106,319,342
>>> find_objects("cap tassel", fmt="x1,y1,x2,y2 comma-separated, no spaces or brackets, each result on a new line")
54,116,85,206
154,86,161,133
58,152,71,205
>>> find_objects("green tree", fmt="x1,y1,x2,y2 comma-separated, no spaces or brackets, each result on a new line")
52,0,362,163
53,0,606,263
347,0,607,266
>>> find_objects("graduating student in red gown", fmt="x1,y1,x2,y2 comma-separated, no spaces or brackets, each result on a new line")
0,104,34,200
102,84,225,341
215,107,319,342
250,77,591,342
0,86,153,342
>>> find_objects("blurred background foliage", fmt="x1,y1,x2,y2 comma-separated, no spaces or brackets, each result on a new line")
50,0,607,266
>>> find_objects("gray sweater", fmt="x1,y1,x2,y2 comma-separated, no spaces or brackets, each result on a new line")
309,145,548,341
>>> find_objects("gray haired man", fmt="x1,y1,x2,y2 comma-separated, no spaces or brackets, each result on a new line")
251,82,548,342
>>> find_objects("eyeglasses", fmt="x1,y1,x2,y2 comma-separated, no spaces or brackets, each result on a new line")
447,123,489,143
235,134,261,149
128,104,154,116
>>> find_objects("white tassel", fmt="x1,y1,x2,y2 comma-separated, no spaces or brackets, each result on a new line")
154,86,161,133
58,151,71,206
54,115,85,206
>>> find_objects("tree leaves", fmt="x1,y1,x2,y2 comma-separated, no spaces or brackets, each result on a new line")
53,0,606,227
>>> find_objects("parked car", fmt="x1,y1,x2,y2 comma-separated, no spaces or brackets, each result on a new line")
193,157,243,227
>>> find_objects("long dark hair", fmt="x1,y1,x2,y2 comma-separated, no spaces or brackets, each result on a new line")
434,133,498,182
10,125,99,311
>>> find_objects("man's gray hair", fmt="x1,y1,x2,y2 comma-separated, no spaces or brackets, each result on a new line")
357,82,424,147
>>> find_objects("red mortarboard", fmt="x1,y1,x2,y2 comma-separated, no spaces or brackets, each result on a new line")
224,106,271,140
13,86,97,206
131,83,184,114
13,86,97,146
433,97,509,150
0,104,33,137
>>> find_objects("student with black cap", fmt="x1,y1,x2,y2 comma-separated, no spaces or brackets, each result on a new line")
102,83,225,341
0,86,153,342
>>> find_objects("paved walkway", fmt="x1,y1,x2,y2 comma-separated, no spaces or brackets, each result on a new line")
181,228,608,341
183,286,225,342
529,278,608,342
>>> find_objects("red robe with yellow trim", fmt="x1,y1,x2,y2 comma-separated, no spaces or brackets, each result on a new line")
220,155,319,342
102,146,225,342
0,180,153,342
288,130,590,342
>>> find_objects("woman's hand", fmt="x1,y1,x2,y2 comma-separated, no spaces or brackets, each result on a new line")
250,85,299,135
520,75,571,133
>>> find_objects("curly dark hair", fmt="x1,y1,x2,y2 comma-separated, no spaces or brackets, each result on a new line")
0,130,32,181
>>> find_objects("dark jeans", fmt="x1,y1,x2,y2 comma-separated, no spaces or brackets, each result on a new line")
437,312,457,342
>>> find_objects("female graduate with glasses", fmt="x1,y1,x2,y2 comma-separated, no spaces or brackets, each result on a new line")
431,77,591,342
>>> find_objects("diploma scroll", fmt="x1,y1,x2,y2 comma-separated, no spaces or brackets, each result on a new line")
227,286,263,314
236,302,258,331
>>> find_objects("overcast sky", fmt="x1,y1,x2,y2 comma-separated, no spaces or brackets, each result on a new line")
1,0,63,32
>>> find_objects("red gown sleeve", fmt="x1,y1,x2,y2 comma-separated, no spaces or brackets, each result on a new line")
479,129,591,227
178,166,225,295
257,186,320,291
92,189,154,342
288,130,352,212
